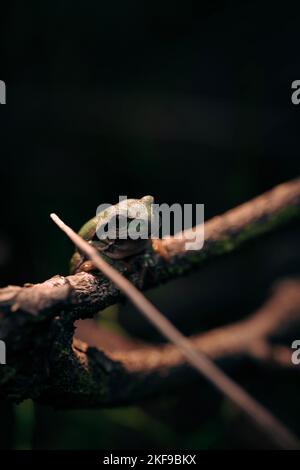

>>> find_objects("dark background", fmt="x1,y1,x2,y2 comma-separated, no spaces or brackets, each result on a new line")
0,0,300,449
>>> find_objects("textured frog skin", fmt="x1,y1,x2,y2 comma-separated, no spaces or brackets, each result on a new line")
70,196,154,274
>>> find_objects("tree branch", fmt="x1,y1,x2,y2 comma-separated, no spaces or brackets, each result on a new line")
62,279,300,409
0,179,300,416
3,278,300,406
0,178,299,321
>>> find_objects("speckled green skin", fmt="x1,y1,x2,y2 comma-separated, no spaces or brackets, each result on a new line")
70,196,154,273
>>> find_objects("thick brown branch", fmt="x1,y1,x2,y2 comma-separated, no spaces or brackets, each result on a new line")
0,179,300,416
0,178,299,321
39,279,300,409
52,212,300,450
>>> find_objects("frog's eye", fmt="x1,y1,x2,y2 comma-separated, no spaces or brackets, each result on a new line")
107,214,128,232
95,215,130,240
93,221,111,240
117,215,129,229
92,223,109,241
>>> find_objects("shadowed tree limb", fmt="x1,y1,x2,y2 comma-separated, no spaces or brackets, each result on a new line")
59,279,300,410
50,211,300,449
0,178,299,321
3,279,298,406
0,179,300,447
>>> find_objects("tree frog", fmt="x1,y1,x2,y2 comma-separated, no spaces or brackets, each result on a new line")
70,195,155,274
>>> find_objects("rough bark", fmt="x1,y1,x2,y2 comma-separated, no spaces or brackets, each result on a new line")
0,178,299,406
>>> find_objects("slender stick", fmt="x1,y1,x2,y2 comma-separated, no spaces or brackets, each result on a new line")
51,212,300,449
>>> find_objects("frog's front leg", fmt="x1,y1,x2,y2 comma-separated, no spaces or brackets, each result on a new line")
70,239,113,274
151,239,171,261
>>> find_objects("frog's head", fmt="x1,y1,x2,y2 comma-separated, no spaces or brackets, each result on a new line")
125,195,153,218
113,195,154,239
140,195,154,209
139,195,154,220
70,195,155,273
